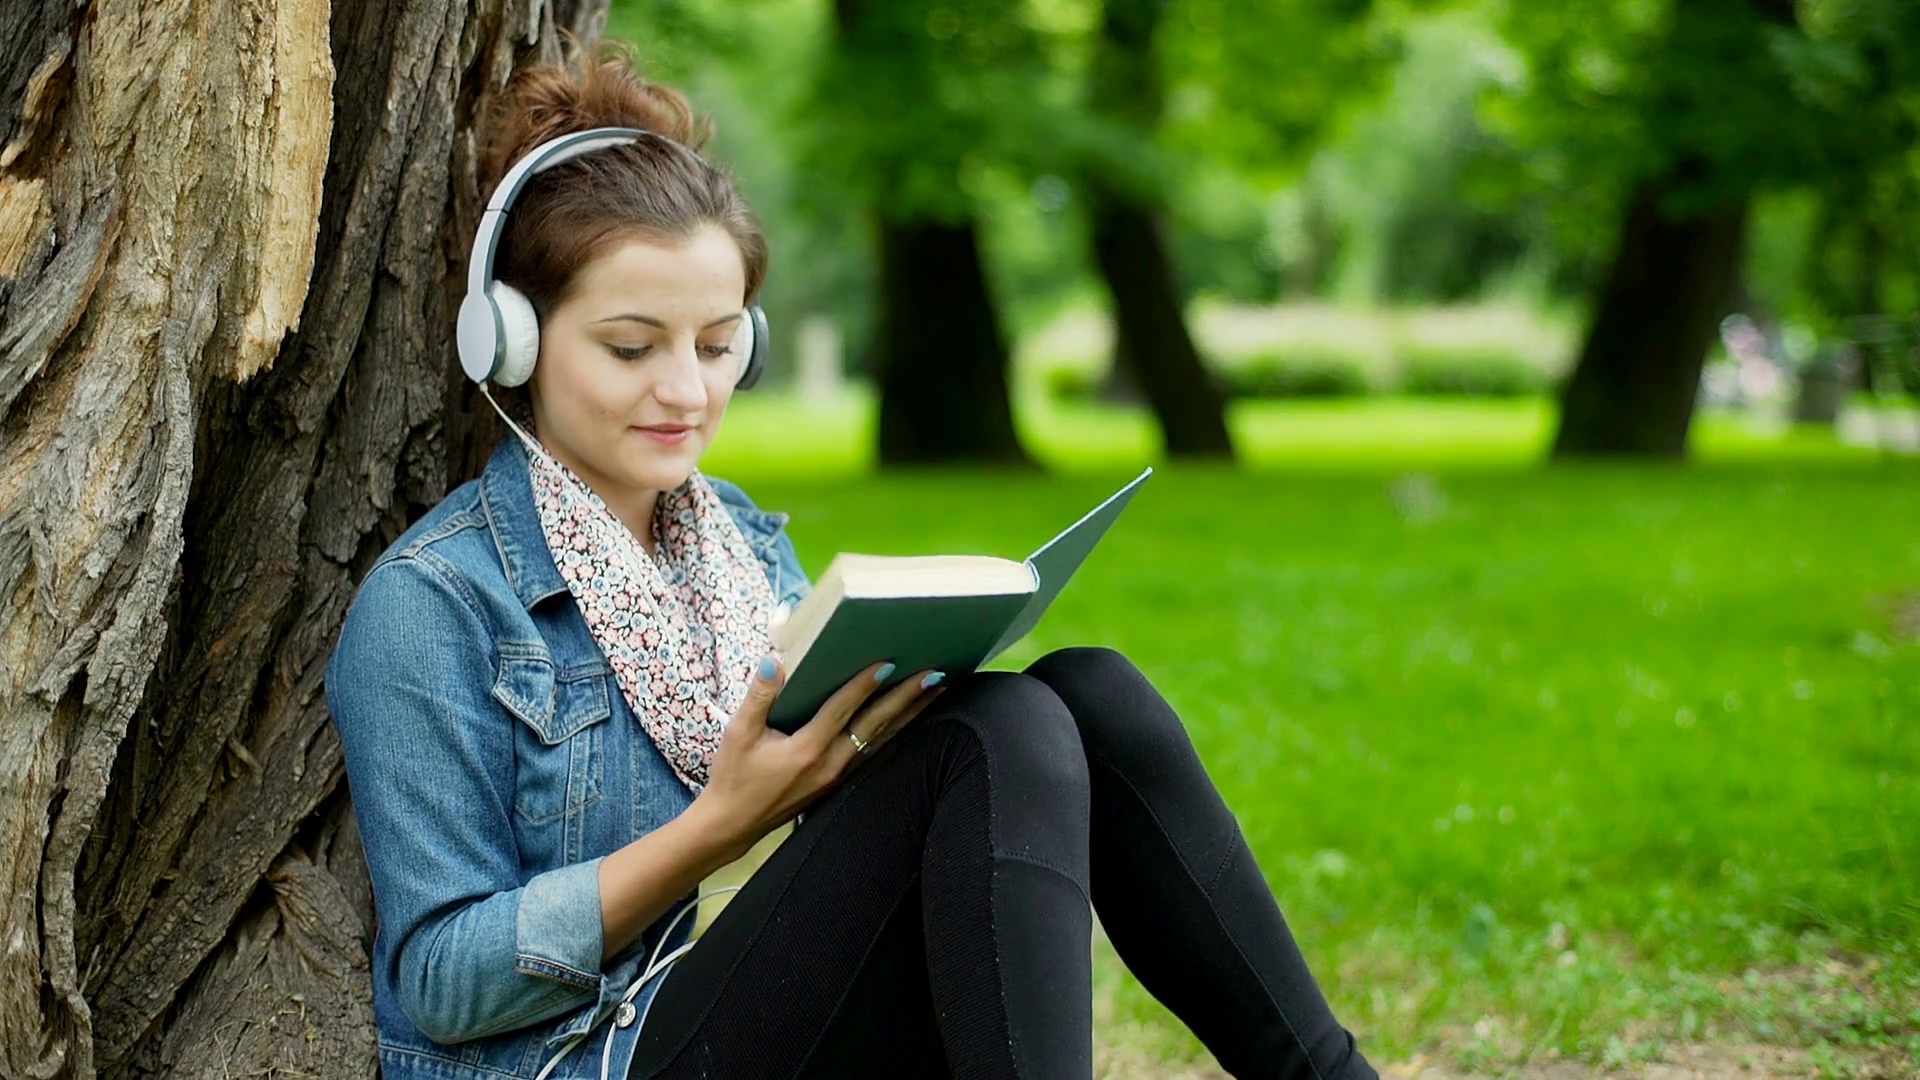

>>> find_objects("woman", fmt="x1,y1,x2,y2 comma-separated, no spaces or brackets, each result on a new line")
325,44,1378,1080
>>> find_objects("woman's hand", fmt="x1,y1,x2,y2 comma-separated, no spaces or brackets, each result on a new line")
689,658,943,862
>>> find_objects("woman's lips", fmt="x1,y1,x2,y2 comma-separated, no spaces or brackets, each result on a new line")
634,424,693,445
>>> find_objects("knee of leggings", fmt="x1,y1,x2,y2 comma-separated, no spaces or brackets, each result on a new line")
943,671,1089,802
1023,646,1193,771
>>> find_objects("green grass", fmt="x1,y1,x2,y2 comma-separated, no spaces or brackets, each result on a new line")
705,391,1887,478
712,395,1920,1072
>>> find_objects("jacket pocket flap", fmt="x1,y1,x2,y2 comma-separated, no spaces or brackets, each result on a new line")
493,652,611,744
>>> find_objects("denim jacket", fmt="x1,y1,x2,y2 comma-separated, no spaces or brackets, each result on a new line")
324,434,810,1079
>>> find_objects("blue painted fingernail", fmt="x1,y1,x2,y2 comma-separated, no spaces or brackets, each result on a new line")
758,655,779,681
873,662,896,683
921,671,945,689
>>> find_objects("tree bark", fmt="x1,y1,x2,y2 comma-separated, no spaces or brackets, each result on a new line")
0,1,607,1076
1085,0,1234,460
872,216,1031,465
1551,181,1748,458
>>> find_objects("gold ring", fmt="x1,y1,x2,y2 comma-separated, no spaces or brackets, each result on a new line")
848,730,872,754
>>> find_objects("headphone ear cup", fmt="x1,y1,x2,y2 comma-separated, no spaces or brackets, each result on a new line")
491,284,541,388
734,304,770,390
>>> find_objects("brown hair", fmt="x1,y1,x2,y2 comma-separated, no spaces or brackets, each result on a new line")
478,42,767,318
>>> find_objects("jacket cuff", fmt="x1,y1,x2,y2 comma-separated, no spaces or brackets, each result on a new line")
515,856,607,988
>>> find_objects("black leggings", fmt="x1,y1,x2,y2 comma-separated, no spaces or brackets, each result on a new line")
629,647,1376,1080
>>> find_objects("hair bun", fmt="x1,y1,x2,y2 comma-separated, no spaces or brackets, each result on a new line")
482,41,712,191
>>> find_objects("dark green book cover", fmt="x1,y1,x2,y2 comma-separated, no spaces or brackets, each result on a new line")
767,469,1151,731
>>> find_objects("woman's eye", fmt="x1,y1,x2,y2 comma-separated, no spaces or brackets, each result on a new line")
608,344,651,361
699,344,736,359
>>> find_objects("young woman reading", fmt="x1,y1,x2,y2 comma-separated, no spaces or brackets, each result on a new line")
325,43,1379,1080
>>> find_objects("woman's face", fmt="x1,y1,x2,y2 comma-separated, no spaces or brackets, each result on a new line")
529,223,748,503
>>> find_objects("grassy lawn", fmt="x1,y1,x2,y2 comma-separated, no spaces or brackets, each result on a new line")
713,394,1920,1075
704,392,1887,478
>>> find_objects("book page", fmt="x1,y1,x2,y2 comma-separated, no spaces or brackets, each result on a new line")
833,553,1035,599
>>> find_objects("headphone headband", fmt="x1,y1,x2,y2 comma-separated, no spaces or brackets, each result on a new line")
466,127,650,297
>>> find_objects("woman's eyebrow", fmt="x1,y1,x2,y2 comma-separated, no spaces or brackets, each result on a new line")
592,312,744,330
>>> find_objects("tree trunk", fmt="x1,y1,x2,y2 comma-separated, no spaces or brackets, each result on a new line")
829,0,1030,467
1552,0,1798,459
1088,194,1235,458
1551,181,1748,458
873,216,1031,465
1084,0,1234,460
0,1,607,1076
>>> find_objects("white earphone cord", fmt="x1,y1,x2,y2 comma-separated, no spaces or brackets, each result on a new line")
480,383,548,461
529,880,742,1080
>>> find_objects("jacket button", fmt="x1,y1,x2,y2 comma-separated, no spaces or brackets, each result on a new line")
615,1002,637,1028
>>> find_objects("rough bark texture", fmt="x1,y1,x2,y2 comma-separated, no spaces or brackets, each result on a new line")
872,217,1031,466
0,0,607,1076
1085,0,1234,460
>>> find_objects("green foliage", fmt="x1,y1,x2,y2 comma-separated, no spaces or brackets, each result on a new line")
1041,347,1551,402
800,0,1082,222
1156,0,1387,180
1035,303,1566,401
605,0,1920,416
1397,342,1552,397
609,0,882,376
1742,2,1920,337
1493,0,1810,209
1224,349,1376,399
1290,12,1566,305
1489,0,1920,334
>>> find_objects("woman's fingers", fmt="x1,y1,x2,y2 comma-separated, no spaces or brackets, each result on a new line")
833,671,944,772
854,671,940,739
870,683,945,750
792,660,895,754
727,654,785,743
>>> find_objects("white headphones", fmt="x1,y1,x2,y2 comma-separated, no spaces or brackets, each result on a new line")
456,126,769,391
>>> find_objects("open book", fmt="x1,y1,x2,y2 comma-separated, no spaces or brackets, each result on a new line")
766,469,1153,731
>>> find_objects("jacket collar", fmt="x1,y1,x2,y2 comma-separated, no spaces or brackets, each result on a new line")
479,435,572,611
477,435,789,612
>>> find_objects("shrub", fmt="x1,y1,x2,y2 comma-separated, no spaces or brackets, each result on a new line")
1042,365,1105,401
1222,349,1375,399
1396,345,1550,397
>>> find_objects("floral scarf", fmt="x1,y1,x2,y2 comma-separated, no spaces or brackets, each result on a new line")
520,435,777,793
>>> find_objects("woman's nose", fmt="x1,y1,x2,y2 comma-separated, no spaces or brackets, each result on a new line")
653,347,708,409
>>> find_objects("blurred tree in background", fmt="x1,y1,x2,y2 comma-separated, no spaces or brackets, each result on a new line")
1496,0,1920,456
1081,0,1237,459
1519,0,1808,457
610,0,1920,462
812,0,1051,465
1076,0,1390,459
